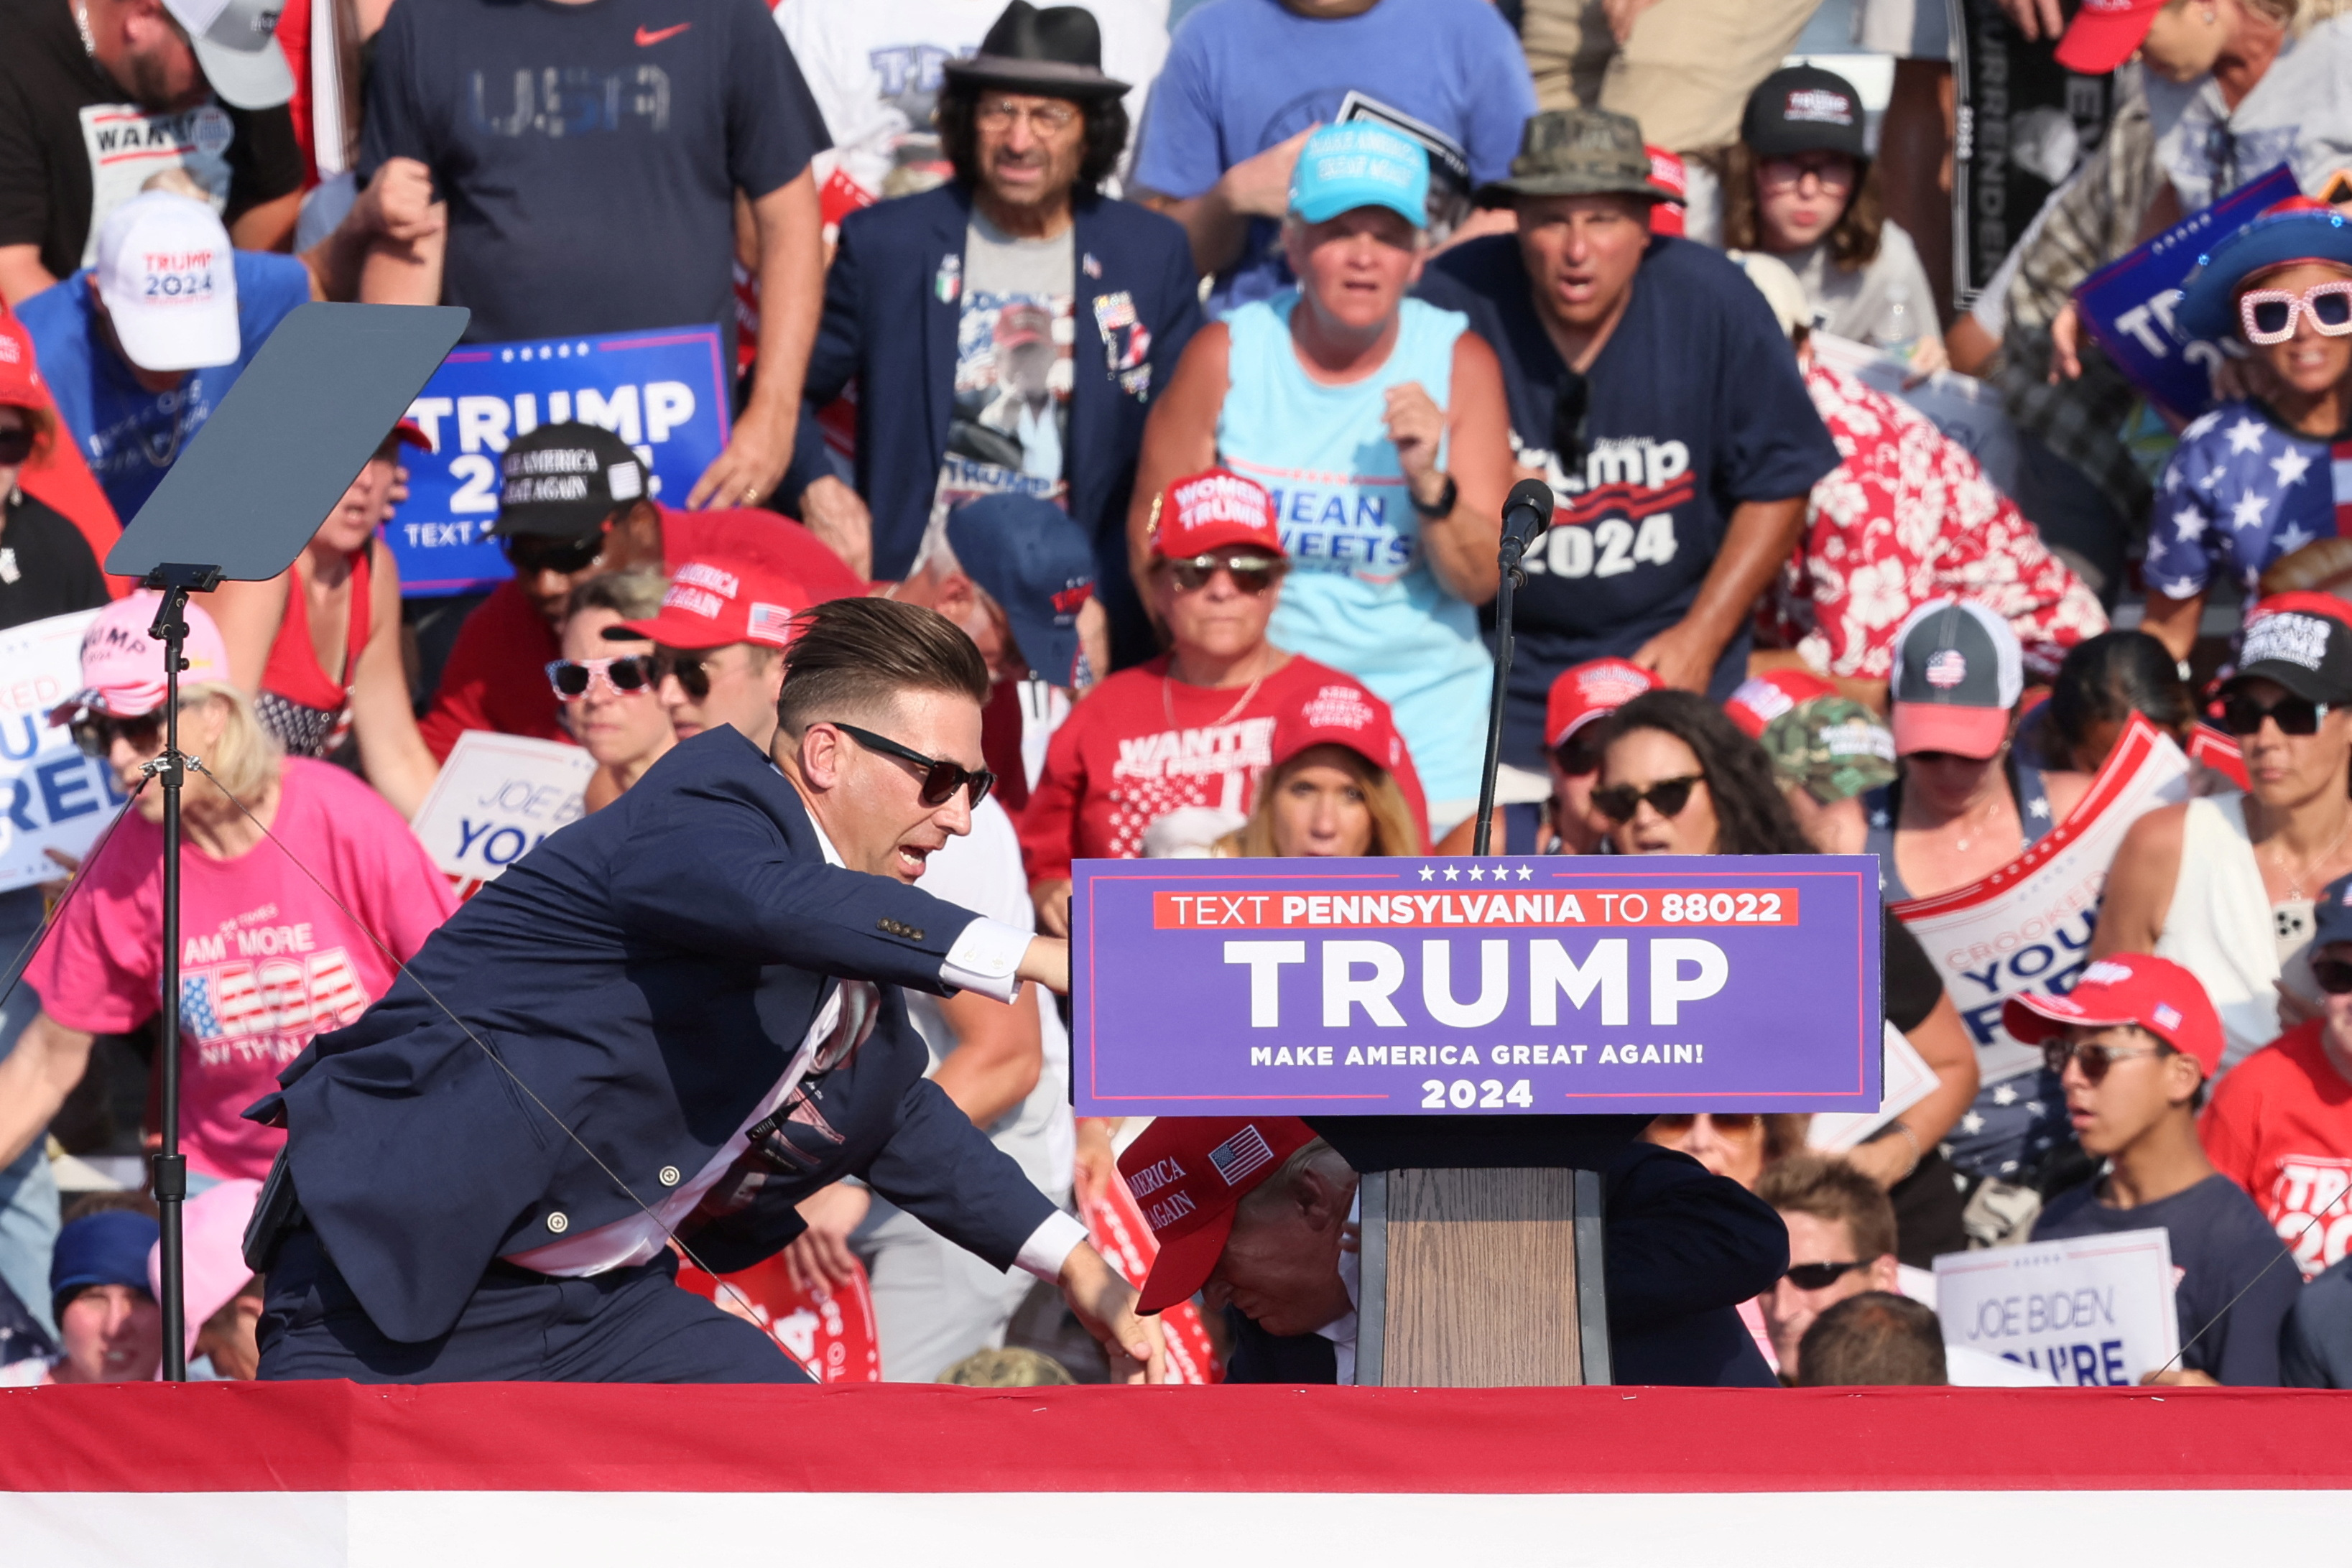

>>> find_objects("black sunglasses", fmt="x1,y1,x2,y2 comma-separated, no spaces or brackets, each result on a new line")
2042,1037,2169,1082
1165,552,1282,595
1552,369,1591,476
2313,957,2352,996
545,654,664,699
2220,691,2329,737
501,530,605,577
1783,1259,1872,1291
1589,773,1703,825
1554,730,1608,779
0,425,34,466
830,722,994,807
70,708,169,759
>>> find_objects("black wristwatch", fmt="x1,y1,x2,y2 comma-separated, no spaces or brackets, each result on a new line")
1409,472,1458,519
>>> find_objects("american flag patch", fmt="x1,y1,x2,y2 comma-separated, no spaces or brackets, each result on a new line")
746,602,797,646
1207,1126,1276,1187
1925,649,1968,689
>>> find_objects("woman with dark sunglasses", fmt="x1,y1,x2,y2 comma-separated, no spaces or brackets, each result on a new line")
552,572,675,813
2097,596,2352,1076
1435,657,1657,858
2139,198,2352,665
1600,689,1983,1268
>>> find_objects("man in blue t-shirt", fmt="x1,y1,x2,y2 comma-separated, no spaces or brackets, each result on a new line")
1427,108,1840,771
2007,955,2301,1387
17,188,310,524
1130,0,1535,310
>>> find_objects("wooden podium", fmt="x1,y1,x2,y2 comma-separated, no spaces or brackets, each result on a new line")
1311,1116,1643,1388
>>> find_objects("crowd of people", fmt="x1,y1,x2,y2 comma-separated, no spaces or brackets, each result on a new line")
2,0,2352,1390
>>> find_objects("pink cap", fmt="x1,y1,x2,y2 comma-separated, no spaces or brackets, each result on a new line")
146,1177,263,1361
48,590,232,724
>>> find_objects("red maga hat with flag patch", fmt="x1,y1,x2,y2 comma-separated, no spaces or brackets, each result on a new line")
610,555,808,651
1117,1116,1320,1314
2001,952,2223,1077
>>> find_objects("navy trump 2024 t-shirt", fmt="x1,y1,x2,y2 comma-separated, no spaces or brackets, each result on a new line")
1425,236,1838,767
361,0,828,348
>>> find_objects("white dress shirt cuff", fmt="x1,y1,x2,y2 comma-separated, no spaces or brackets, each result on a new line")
940,915,1029,1003
1014,1209,1090,1282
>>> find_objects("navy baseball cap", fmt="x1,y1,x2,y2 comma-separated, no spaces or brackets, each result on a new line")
2312,871,2352,952
2177,199,2352,341
946,493,1096,687
50,1210,159,1319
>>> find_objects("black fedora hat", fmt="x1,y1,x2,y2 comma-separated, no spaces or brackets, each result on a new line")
942,1,1130,99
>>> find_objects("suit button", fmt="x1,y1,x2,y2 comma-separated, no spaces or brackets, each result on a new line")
546,1212,569,1234
659,1165,682,1187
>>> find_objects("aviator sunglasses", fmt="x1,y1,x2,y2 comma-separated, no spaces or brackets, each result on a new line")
2041,1037,2168,1082
828,722,995,807
1589,773,1704,825
2238,280,2352,345
501,530,606,577
1165,552,1282,595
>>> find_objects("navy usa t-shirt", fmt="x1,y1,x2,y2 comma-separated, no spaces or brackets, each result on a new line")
1426,236,1838,766
361,0,828,347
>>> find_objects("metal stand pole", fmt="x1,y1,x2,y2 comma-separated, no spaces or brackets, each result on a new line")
1470,542,1525,858
144,565,221,1383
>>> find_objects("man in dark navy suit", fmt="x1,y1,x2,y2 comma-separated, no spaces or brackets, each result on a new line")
249,598,1163,1382
783,2,1200,664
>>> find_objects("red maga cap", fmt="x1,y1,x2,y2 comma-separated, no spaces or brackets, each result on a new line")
1152,470,1285,560
2053,0,2165,75
1724,668,1838,740
2001,953,2224,1077
612,555,808,651
0,311,44,412
1119,1115,1321,1314
1545,657,1661,750
1274,679,1407,774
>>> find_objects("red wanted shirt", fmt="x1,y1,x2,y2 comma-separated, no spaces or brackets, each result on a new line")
418,506,866,761
2202,1019,2352,1279
1018,654,1420,883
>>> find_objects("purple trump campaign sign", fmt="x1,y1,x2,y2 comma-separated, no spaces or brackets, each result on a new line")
2075,163,2300,425
389,325,733,595
1071,855,1882,1116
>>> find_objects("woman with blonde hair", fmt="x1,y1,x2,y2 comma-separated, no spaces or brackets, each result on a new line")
1219,685,1425,858
2,594,454,1191
552,570,674,812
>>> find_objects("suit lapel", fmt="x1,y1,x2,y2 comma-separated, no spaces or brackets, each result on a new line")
924,187,971,467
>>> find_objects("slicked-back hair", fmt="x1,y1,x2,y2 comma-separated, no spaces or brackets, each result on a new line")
1757,1151,1899,1263
775,597,989,737
1796,1292,1948,1387
1608,689,1818,856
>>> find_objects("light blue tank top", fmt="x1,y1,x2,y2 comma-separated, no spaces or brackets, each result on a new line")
1216,291,1492,803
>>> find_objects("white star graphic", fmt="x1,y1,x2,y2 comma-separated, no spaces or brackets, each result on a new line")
2027,796,2050,819
1992,1083,2019,1107
1443,866,1460,882
2182,410,2222,440
2226,416,2267,454
2165,465,2184,494
2232,491,2269,529
2163,575,2200,598
1869,809,1890,829
2272,447,2313,488
2203,465,2228,492
1960,1111,1986,1135
1419,864,1435,881
2277,522,2318,555
1517,864,1534,881
1468,865,1486,881
2025,1101,2047,1118
2173,506,2204,540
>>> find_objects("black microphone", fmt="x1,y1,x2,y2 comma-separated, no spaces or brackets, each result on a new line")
1500,476,1556,560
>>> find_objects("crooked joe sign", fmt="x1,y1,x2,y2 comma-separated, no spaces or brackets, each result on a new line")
1070,855,1882,1115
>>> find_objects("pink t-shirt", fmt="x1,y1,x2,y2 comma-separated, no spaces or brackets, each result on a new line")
25,758,455,1181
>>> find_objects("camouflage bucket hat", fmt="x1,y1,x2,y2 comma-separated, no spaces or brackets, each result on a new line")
1762,696,1898,804
1478,108,1681,206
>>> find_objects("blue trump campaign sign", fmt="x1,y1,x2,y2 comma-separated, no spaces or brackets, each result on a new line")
389,326,733,595
2075,164,2300,425
1070,855,1884,1117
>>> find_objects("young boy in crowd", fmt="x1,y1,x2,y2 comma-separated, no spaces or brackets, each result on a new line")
2006,955,2301,1386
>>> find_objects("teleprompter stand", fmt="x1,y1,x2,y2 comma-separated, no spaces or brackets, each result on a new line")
106,303,466,1378
1305,477,1626,1389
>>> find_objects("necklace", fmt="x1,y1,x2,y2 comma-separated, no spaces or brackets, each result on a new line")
1163,654,1269,730
2267,805,2352,902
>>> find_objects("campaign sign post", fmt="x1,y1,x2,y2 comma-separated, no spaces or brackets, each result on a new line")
0,608,130,893
1935,1228,2180,1386
1071,855,1881,1116
2075,164,2302,425
389,325,733,595
407,731,593,883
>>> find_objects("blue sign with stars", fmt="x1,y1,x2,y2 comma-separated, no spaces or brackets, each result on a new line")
1070,855,1883,1115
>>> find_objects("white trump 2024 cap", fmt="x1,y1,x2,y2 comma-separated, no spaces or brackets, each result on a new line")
94,192,241,374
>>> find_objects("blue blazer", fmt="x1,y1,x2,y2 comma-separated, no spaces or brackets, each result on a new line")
252,728,1057,1344
786,182,1201,664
